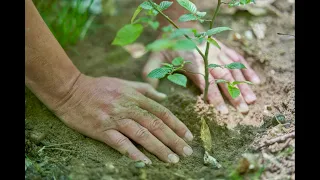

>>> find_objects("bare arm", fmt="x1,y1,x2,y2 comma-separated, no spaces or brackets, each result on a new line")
25,0,194,164
25,0,81,110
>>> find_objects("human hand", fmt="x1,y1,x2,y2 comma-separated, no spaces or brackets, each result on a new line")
51,74,193,164
142,39,260,114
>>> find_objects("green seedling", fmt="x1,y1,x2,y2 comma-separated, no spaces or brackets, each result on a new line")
34,0,95,48
112,0,255,102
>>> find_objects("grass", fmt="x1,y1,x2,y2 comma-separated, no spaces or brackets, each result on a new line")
33,0,96,48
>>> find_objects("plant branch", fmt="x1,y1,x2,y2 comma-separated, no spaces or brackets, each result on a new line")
148,0,206,59
203,0,222,103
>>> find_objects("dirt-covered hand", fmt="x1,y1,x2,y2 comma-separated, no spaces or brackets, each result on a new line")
51,74,193,164
142,39,260,114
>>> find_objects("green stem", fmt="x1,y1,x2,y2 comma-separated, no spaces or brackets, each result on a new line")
148,0,206,60
203,0,221,103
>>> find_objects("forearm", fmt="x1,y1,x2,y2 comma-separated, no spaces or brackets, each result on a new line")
25,0,81,110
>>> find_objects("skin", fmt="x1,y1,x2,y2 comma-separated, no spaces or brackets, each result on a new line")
26,0,194,164
144,0,261,114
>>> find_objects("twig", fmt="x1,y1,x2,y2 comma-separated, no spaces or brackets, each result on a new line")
259,132,295,149
277,33,295,37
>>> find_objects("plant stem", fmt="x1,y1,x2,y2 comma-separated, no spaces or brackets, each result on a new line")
203,0,222,103
148,0,205,59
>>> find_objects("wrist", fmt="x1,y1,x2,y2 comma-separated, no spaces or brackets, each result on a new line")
26,67,83,111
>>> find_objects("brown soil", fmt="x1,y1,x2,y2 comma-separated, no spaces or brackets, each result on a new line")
25,0,295,179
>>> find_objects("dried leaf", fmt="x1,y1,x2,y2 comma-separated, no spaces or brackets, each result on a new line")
200,117,212,152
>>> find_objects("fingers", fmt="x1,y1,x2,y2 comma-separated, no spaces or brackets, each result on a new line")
238,55,261,84
122,81,167,102
100,129,152,164
142,52,166,88
218,54,257,104
127,107,193,157
135,94,193,142
223,47,261,84
210,63,249,113
116,119,180,163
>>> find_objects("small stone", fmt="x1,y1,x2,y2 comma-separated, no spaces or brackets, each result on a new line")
270,70,275,75
134,161,145,168
233,32,242,41
265,105,272,111
244,30,254,40
30,131,46,145
203,151,222,169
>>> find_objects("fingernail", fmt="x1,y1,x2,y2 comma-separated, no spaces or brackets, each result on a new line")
157,92,167,99
183,146,193,157
184,131,194,141
237,103,249,113
216,104,229,114
251,76,261,84
245,94,257,103
168,154,179,163
143,158,152,165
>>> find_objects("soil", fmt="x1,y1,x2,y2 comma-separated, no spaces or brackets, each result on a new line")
25,0,295,179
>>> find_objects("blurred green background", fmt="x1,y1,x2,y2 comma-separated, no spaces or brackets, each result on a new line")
33,0,107,49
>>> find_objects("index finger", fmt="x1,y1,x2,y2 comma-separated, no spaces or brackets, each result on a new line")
135,95,194,142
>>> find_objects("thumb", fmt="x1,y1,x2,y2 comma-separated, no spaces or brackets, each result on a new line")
142,52,166,88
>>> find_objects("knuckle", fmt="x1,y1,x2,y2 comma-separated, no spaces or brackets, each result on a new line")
117,119,133,128
172,138,181,147
114,137,129,148
155,145,169,155
160,110,171,120
135,127,150,140
149,119,165,131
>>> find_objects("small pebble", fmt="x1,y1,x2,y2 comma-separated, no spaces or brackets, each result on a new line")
134,161,145,168
244,30,254,40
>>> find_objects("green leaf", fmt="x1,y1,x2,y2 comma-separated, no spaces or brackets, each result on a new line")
195,32,207,38
229,2,240,7
140,1,153,10
196,11,207,17
177,0,197,13
112,24,143,46
215,79,229,84
131,7,143,24
207,38,221,49
232,80,254,86
178,14,198,22
167,73,187,87
172,57,184,66
148,21,160,30
225,62,246,69
162,25,174,32
136,17,152,23
185,60,192,64
170,28,195,38
208,64,222,68
147,67,171,79
227,84,241,98
173,39,197,50
146,39,174,51
162,63,174,68
159,1,173,10
198,37,206,44
206,27,232,36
